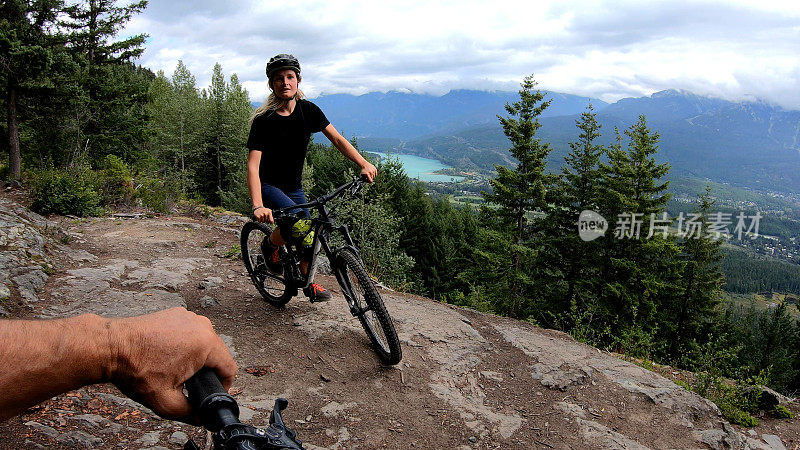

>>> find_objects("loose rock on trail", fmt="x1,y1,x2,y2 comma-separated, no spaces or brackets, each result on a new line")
0,195,797,449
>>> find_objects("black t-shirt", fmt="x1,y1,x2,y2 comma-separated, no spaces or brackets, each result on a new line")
247,99,330,191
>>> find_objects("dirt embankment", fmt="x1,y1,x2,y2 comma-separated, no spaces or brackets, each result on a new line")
1,194,798,449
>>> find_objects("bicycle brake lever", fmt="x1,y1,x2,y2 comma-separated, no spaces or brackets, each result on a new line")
350,178,366,196
183,439,201,450
265,398,304,449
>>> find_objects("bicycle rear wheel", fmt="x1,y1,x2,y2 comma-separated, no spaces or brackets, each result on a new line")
334,247,402,365
241,221,293,307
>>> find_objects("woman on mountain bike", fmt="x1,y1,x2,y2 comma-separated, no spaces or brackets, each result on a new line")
247,53,377,302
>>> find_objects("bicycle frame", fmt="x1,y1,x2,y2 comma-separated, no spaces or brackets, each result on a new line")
268,178,368,317
244,175,403,365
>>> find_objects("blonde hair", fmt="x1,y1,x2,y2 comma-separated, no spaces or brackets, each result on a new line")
250,73,305,124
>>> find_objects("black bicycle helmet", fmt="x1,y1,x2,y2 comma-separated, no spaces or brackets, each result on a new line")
266,54,301,79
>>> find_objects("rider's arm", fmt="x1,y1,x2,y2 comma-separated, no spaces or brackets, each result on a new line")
322,124,378,182
0,307,237,423
247,151,272,223
247,150,264,210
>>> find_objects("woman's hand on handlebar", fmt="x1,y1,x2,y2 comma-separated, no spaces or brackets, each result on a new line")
254,206,274,224
360,162,377,183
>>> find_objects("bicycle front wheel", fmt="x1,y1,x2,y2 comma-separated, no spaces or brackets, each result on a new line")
241,221,293,307
334,247,402,365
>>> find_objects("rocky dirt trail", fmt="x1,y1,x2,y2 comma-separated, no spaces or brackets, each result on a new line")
1,194,798,449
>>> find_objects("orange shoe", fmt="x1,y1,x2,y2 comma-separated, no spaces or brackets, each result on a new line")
261,239,282,274
304,283,331,302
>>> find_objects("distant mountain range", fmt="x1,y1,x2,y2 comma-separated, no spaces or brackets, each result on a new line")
312,90,608,139
253,88,800,195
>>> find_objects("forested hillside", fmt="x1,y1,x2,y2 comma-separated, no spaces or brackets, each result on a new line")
309,90,608,139
350,89,800,195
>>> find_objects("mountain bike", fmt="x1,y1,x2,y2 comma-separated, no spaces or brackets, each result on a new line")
184,368,304,450
240,176,402,365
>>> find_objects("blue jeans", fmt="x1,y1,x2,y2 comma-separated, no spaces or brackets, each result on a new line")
260,184,310,219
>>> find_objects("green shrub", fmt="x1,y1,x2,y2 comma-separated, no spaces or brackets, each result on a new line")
718,402,759,427
691,371,767,428
135,176,181,213
0,162,8,181
773,405,793,419
31,168,103,216
97,155,134,206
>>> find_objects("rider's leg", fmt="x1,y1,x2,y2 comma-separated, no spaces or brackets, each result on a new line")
281,189,330,301
259,184,317,275
270,228,286,246
266,230,312,274
281,189,313,275
260,183,309,246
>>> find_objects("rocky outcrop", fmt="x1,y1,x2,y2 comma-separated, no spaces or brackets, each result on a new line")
1,195,796,449
0,198,57,305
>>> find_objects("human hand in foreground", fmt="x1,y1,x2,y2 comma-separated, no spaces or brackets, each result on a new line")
0,307,237,423
109,307,238,422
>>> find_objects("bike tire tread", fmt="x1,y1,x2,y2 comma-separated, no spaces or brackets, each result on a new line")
241,221,293,307
336,247,402,365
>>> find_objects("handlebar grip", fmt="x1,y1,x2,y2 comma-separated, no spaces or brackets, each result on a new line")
185,367,239,432
185,367,224,408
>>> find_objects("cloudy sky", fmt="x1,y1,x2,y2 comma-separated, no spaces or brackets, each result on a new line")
123,0,800,109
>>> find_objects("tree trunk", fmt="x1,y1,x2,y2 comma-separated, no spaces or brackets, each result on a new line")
508,207,525,318
7,82,21,180
216,141,222,199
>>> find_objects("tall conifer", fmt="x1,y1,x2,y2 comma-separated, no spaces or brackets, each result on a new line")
549,105,605,330
666,187,725,364
483,75,554,317
61,0,149,161
0,0,62,179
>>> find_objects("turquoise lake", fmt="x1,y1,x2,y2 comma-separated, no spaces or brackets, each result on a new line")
378,153,464,183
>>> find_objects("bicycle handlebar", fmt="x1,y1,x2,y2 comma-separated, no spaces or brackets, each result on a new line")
184,368,305,450
272,175,369,216
185,367,240,433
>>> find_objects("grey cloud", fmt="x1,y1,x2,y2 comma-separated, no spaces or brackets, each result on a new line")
130,1,800,109
554,1,798,49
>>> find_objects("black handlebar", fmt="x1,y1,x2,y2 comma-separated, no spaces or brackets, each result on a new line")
185,368,240,433
184,368,305,450
271,175,369,216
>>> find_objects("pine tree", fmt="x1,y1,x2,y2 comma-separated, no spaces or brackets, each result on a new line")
482,74,554,318
666,187,725,365
0,0,62,179
61,0,149,162
147,61,204,197
196,62,228,204
548,105,606,331
62,0,147,65
596,115,675,355
218,72,255,213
